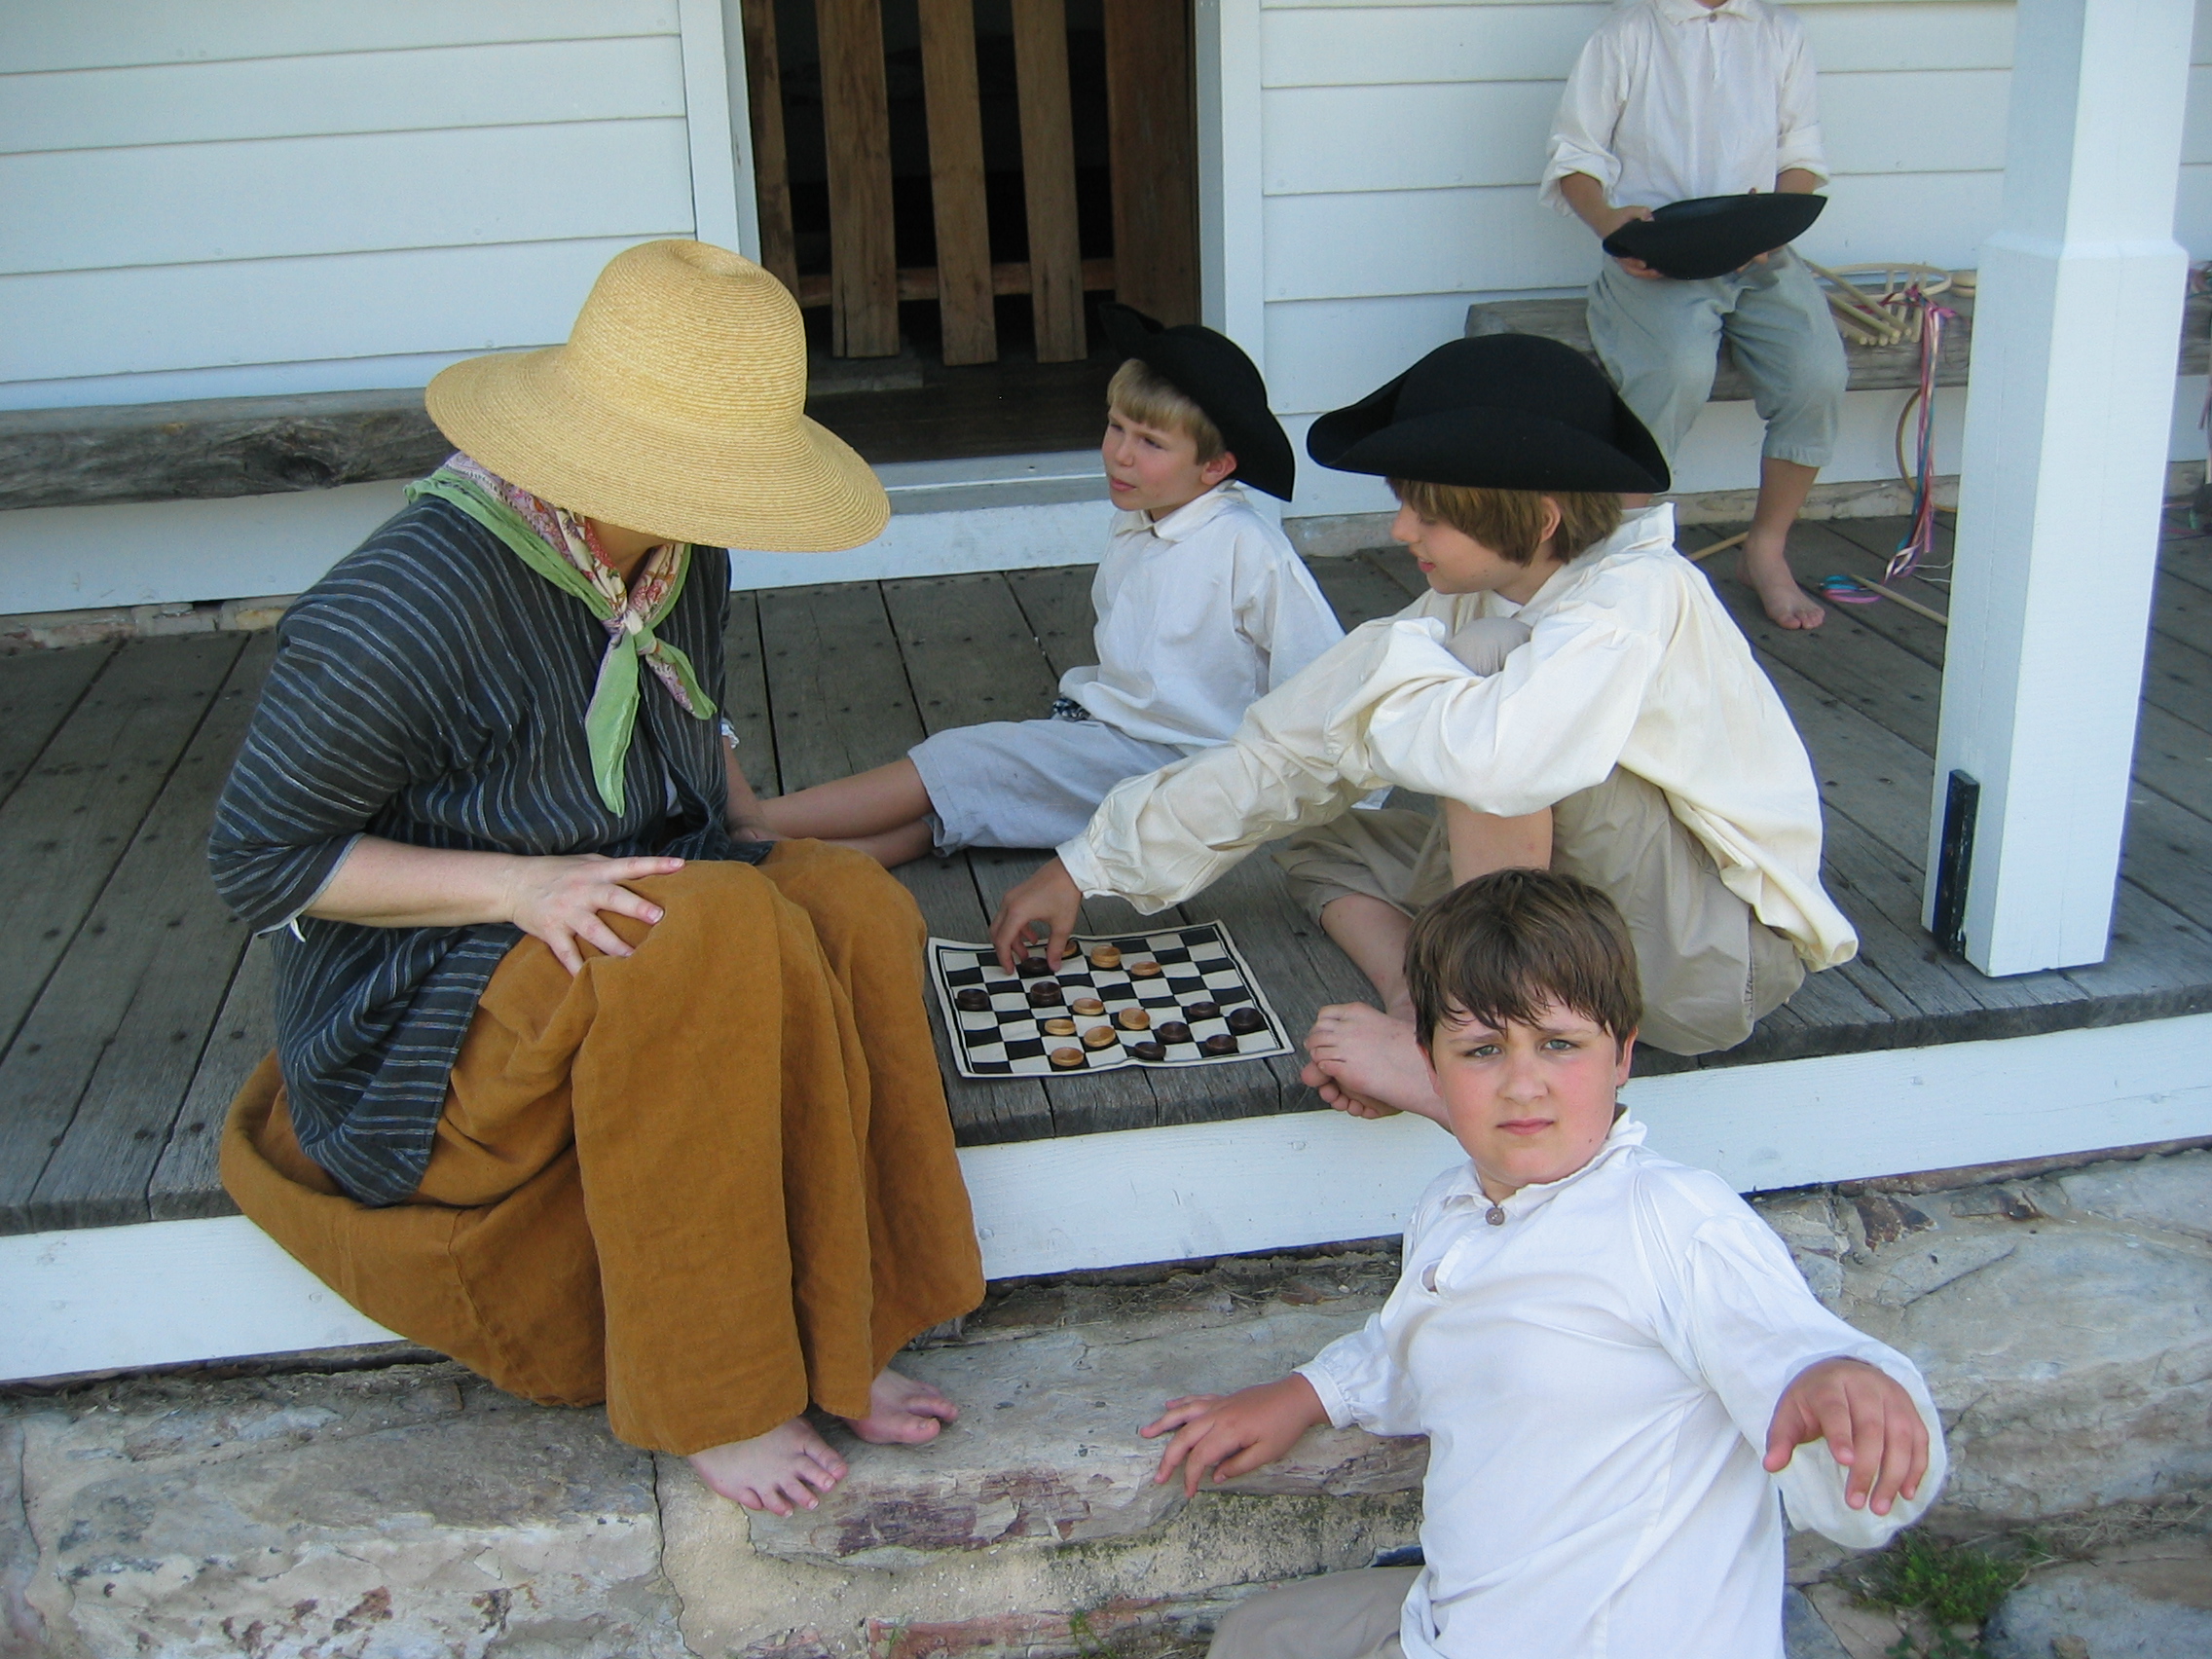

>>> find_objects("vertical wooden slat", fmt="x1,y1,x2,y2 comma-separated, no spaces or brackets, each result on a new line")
1011,0,1087,363
1102,0,1199,325
739,0,799,292
918,0,998,365
815,0,901,357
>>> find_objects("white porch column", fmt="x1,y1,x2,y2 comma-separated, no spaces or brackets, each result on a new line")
1926,0,2195,975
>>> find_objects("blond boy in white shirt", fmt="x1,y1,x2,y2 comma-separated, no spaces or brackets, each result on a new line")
761,307,1340,864
1142,869,1941,1659
1544,0,1847,630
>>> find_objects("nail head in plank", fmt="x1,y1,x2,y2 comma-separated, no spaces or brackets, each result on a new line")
1012,0,1088,364
918,0,999,366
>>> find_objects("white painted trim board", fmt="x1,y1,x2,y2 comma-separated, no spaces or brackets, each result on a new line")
5,1013,2209,1384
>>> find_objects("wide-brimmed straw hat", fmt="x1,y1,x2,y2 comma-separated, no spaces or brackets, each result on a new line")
1099,303,1296,499
425,240,889,550
1308,334,1670,495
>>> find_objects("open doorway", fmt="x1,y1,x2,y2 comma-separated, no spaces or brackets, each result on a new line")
738,0,1198,463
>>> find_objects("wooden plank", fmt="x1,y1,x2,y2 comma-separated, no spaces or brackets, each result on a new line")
2133,703,2212,822
793,256,1113,309
1303,554,1420,631
814,0,901,358
147,942,272,1222
2056,876,2212,1014
8,635,271,1234
756,583,922,792
2152,559,2212,659
1003,564,1097,681
0,644,109,809
721,588,782,796
918,0,999,366
1102,0,1199,325
882,571,1063,732
2120,789,2212,933
2,36,687,155
1761,650,1936,866
1365,546,1431,600
739,0,801,294
5,121,698,277
0,635,245,1056
1011,0,1088,364
2143,628,2212,738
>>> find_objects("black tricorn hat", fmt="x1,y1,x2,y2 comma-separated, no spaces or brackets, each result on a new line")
1100,303,1296,499
1602,192,1826,282
1308,334,1670,495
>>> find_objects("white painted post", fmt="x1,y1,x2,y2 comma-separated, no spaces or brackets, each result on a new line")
1195,0,1267,361
676,0,756,256
1926,0,2194,976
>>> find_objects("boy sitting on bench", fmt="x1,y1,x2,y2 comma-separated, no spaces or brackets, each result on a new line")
1145,869,1941,1659
990,335,1856,1121
1545,0,1847,629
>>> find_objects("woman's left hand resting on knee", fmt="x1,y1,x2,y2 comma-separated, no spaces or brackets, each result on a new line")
1765,1356,1931,1517
307,837,684,976
1141,1376,1330,1496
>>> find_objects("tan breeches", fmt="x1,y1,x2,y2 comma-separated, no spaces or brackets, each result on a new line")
220,840,985,1456
1270,768,1804,1054
1209,1568,1421,1659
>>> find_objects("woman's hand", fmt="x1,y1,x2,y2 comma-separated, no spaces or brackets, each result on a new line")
988,857,1084,971
499,853,686,975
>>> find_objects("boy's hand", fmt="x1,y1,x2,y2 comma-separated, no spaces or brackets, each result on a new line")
1140,1375,1331,1497
989,856,1084,971
1764,1357,1931,1517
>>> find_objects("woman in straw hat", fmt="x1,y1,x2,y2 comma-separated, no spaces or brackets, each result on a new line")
210,240,983,1515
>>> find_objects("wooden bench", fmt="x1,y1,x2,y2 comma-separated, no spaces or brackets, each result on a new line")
1,539,2209,1240
1463,286,2212,402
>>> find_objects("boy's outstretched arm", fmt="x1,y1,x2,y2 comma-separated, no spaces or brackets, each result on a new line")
1141,1376,1331,1497
1764,1357,1931,1518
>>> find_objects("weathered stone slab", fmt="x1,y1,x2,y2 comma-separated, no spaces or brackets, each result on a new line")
1984,1537,2212,1659
13,1363,684,1659
746,1302,1425,1570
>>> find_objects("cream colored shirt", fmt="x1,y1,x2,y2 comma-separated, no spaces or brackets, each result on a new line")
1299,1116,1943,1659
1541,0,1828,217
1058,505,1858,968
1058,483,1346,754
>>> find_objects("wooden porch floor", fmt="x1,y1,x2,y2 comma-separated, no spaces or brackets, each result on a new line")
2,515,2207,1238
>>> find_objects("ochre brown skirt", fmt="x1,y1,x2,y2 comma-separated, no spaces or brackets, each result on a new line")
220,840,984,1456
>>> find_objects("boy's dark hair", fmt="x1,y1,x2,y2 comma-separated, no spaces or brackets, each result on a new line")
1404,868,1641,1047
1388,480,1622,567
1108,358,1228,465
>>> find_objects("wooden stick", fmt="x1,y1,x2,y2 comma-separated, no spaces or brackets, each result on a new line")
816,0,901,357
1688,530,1749,562
919,0,998,365
1013,0,1087,363
1861,580,1950,626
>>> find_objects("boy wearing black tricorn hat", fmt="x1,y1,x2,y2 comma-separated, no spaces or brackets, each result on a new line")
990,334,1857,1120
760,306,1340,864
1545,0,1846,631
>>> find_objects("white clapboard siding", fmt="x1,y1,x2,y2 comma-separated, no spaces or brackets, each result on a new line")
0,0,678,72
4,122,695,276
0,238,653,385
0,36,686,154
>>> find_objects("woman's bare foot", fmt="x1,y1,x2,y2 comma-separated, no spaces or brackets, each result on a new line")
840,1366,959,1446
688,1418,848,1515
1740,536,1825,630
1300,1004,1450,1124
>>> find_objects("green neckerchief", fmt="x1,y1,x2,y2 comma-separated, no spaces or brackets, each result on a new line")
407,470,717,815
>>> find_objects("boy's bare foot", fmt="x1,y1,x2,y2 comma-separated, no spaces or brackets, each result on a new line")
839,1366,959,1445
688,1418,847,1515
1300,1004,1450,1124
1740,536,1825,629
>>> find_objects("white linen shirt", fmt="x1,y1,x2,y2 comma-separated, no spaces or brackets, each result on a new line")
1057,505,1858,968
1541,0,1828,216
1300,1117,1944,1659
1058,483,1345,754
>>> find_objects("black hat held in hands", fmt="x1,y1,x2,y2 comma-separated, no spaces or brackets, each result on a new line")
1308,334,1671,495
1602,192,1826,282
1100,303,1296,500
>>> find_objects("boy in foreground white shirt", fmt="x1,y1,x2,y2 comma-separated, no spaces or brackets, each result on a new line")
990,335,1856,1115
760,306,1341,864
1144,870,1942,1659
1545,0,1847,630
